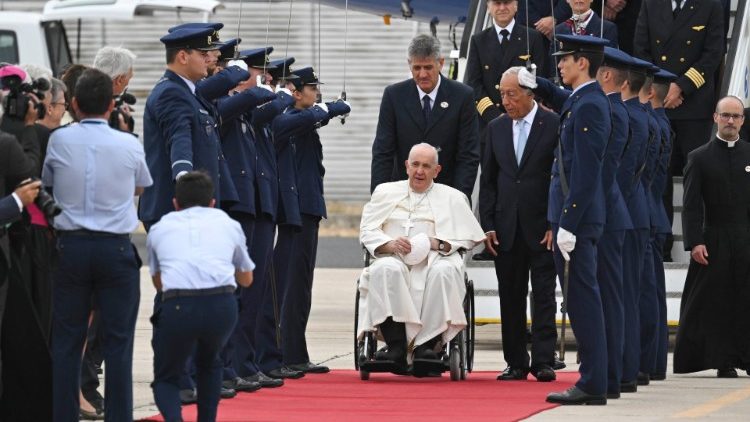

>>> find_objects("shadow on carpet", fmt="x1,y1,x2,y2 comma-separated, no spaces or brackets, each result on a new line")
141,370,578,422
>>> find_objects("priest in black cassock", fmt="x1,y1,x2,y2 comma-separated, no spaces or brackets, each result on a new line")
674,96,750,378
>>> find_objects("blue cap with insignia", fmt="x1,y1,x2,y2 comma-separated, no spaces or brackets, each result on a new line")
552,34,609,56
218,38,241,61
237,47,275,69
290,66,323,90
168,22,224,45
630,57,657,75
602,47,633,70
269,57,299,81
160,26,223,51
653,68,678,85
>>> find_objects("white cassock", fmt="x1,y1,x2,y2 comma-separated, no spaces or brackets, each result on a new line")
357,181,486,350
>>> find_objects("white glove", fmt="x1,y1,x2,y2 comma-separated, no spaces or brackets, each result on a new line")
256,75,274,93
226,60,248,71
556,227,576,261
518,67,538,90
276,87,293,97
314,102,329,113
338,99,351,120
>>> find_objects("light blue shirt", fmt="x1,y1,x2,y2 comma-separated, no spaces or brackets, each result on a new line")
147,206,255,291
42,119,152,233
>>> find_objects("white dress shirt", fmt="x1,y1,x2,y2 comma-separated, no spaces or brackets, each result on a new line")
416,74,442,110
493,18,515,44
177,74,196,95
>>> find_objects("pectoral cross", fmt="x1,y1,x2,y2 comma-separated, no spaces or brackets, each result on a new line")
401,219,415,236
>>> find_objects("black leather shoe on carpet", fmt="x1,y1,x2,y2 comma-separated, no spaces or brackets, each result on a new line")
179,389,197,405
552,352,566,370
244,372,284,388
546,386,607,405
223,377,261,392
496,367,529,381
717,368,738,378
267,366,305,379
220,387,237,399
287,361,331,374
472,250,495,261
531,366,556,382
79,408,104,421
620,380,637,393
637,371,650,385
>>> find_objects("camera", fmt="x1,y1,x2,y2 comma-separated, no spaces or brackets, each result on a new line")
17,177,62,221
0,70,50,121
109,91,136,132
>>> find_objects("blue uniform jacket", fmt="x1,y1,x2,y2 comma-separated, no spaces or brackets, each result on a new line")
642,103,661,232
547,81,611,238
196,66,251,102
618,97,650,230
273,105,331,220
651,106,673,234
216,88,277,215
603,93,633,232
140,70,238,225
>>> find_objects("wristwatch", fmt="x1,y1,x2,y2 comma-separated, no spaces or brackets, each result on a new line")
438,240,446,251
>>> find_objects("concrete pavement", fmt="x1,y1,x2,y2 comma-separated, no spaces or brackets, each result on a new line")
131,268,750,420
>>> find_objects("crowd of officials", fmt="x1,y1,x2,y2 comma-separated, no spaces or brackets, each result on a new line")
0,0,748,420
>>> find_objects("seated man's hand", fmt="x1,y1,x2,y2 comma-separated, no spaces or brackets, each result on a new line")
484,231,499,256
556,227,576,261
387,237,412,255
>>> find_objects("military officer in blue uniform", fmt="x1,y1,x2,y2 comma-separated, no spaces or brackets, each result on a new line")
270,67,350,376
648,68,677,381
196,38,250,102
524,34,611,405
618,56,653,393
139,25,238,229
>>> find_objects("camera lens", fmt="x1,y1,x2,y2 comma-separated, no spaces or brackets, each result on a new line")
35,190,62,219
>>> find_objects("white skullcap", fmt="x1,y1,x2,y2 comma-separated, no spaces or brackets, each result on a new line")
401,232,431,265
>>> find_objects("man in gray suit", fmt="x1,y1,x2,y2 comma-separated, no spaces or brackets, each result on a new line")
371,34,479,200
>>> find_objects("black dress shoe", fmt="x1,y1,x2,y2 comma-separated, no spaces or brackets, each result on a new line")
267,366,305,379
472,250,495,261
717,368,738,378
79,408,104,421
220,386,237,399
546,386,607,405
650,372,666,381
531,366,556,382
287,361,330,374
607,391,621,399
179,388,197,405
413,345,440,360
497,367,529,381
620,380,637,393
244,372,284,388
223,376,261,392
637,371,650,385
552,352,567,370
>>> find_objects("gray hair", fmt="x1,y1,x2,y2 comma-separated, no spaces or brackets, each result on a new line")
93,46,136,78
408,142,440,164
20,63,53,82
408,34,442,61
49,78,66,103
501,66,534,96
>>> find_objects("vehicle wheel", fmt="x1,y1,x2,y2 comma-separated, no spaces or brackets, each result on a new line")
360,369,370,381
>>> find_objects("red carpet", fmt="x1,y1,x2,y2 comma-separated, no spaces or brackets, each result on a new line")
143,370,578,422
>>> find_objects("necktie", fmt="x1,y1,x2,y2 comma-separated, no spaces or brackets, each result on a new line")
499,29,510,45
516,120,528,164
422,95,431,123
673,0,683,19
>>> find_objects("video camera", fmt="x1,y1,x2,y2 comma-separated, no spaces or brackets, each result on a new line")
0,66,50,121
109,91,136,132
17,177,61,221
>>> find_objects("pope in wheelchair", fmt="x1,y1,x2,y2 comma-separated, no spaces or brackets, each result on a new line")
357,143,485,376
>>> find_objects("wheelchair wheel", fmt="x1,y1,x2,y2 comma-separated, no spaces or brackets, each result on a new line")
466,278,475,373
354,287,360,370
459,330,468,380
449,343,461,381
360,369,370,380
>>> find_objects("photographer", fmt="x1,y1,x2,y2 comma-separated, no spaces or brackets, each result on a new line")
0,65,44,173
0,180,40,226
92,46,136,132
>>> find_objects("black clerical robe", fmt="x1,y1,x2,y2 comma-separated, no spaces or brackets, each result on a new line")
674,137,750,373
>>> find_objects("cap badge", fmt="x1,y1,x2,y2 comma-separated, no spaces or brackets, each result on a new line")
207,36,212,45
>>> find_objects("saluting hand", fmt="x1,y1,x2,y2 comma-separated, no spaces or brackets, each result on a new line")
691,244,709,266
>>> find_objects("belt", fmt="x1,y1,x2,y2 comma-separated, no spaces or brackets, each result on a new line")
57,229,130,239
161,285,235,301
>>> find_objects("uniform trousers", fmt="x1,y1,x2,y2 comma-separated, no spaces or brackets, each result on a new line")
494,221,557,370
152,293,236,422
257,224,295,372
282,214,320,365
235,214,276,376
596,229,626,394
552,225,607,395
639,233,659,374
621,228,648,383
52,233,140,422
652,234,669,376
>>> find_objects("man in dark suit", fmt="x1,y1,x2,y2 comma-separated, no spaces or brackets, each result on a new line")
466,0,548,129
740,107,750,142
479,66,558,383
634,0,725,260
516,0,570,41
371,34,479,200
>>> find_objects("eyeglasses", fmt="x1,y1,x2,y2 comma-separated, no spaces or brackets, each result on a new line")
717,112,744,121
52,102,69,110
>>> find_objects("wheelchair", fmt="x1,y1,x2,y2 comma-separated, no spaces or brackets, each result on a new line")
353,249,475,381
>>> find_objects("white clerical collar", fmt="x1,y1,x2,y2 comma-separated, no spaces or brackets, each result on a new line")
717,134,739,147
493,19,515,39
518,101,538,127
571,79,596,95
177,74,196,95
409,182,434,195
417,75,442,103
572,10,594,26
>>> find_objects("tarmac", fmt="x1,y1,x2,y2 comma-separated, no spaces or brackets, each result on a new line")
128,263,750,420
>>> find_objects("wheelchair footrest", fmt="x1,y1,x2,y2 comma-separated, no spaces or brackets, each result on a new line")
360,359,409,375
411,358,447,377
